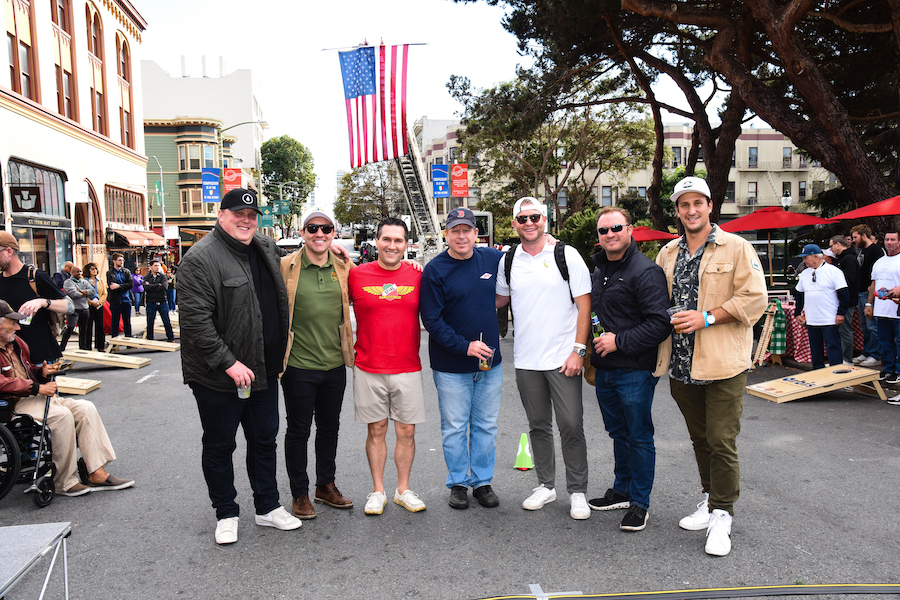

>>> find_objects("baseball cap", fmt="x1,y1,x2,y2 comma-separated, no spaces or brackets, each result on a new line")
0,299,26,321
671,177,712,204
822,248,836,258
797,243,823,257
0,231,19,250
446,207,477,229
220,188,261,213
513,197,543,217
301,206,336,228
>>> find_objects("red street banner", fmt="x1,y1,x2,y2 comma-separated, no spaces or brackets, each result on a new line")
451,164,468,197
338,44,410,168
223,168,242,194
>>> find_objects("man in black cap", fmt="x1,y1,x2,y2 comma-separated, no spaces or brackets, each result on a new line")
179,188,302,544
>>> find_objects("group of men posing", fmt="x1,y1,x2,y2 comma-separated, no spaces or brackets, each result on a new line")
182,179,767,559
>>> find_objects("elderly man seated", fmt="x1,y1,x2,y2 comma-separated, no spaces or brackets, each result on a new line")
0,299,133,496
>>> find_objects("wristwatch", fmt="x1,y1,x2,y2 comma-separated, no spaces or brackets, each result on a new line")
703,311,716,327
573,347,587,357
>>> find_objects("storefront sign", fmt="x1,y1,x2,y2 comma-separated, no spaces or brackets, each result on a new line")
11,186,42,212
10,214,70,229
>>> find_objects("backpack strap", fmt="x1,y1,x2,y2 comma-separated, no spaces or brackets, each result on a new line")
553,242,574,303
26,265,38,296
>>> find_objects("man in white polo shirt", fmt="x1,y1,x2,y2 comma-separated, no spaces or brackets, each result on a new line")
866,230,900,384
496,197,593,520
794,244,850,370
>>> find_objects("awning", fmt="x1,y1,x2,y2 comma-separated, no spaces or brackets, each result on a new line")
108,228,167,247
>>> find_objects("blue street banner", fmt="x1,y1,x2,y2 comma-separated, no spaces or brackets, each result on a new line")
432,164,449,198
202,168,221,202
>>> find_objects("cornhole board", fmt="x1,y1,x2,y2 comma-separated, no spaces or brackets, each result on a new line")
152,325,180,338
106,336,180,353
56,376,101,395
61,349,150,369
746,365,886,403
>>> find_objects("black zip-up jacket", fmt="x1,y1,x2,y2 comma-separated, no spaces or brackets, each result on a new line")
143,271,168,304
590,240,672,371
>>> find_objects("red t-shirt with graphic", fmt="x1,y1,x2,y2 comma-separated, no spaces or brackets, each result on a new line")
349,262,422,374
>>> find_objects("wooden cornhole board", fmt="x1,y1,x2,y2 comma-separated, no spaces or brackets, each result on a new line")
747,365,886,403
56,376,101,395
61,349,150,369
151,325,179,338
106,336,180,353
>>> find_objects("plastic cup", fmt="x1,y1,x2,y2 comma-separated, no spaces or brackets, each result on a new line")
237,385,251,399
667,304,689,333
478,347,496,371
20,314,33,326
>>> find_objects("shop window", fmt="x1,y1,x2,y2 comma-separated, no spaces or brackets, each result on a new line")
7,160,66,216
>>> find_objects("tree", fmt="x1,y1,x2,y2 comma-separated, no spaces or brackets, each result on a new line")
261,135,316,222
334,162,406,226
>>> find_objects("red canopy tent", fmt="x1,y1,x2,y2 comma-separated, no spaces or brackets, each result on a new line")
631,226,679,242
831,195,900,220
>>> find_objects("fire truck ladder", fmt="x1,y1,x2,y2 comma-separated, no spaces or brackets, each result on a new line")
395,131,442,251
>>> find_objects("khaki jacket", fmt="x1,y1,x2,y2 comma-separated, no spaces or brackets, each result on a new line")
653,226,767,380
280,248,354,372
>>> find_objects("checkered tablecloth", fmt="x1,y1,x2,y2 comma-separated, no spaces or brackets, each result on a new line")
782,302,864,364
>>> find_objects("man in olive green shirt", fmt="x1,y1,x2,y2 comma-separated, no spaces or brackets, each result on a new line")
280,207,355,520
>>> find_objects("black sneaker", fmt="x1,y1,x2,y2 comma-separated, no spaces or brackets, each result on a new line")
887,395,900,405
449,485,469,510
473,485,499,508
620,505,648,531
879,371,890,381
588,488,630,511
885,373,900,385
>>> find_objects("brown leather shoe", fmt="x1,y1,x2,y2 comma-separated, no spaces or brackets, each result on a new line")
292,495,317,520
314,482,353,508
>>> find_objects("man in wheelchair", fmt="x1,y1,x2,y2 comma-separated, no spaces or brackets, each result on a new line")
0,300,133,497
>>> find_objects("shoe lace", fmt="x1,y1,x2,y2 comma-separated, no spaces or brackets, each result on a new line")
572,494,587,509
531,484,552,499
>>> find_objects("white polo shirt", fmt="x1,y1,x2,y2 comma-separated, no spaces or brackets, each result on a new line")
871,253,900,319
796,261,847,326
496,243,591,370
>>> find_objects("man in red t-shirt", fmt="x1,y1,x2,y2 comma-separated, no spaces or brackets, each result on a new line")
348,217,426,516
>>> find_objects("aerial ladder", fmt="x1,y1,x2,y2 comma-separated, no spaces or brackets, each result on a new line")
394,130,442,253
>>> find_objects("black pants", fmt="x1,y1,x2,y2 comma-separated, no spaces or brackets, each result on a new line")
281,365,346,498
60,308,90,351
88,305,105,350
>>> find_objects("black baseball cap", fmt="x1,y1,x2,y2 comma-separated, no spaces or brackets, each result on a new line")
220,188,261,213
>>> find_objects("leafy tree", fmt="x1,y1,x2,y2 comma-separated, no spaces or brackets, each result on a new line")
334,162,406,226
261,135,316,222
557,207,599,267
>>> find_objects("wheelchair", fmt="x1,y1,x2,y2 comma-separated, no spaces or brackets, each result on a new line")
0,397,56,508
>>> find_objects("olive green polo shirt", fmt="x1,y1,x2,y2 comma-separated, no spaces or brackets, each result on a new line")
287,249,344,370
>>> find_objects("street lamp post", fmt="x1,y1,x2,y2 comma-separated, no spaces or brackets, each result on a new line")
781,194,793,284
150,155,166,243
217,120,268,193
277,180,307,235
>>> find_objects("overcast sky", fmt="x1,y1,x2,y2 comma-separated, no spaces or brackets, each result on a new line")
138,0,532,207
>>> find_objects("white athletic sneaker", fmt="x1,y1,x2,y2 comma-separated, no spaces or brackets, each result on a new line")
569,492,591,520
215,517,239,545
852,355,866,364
522,484,557,510
255,506,302,530
394,489,426,512
705,509,733,556
860,356,881,367
679,492,710,530
364,491,387,515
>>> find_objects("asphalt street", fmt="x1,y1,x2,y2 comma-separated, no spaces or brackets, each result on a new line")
1,329,899,599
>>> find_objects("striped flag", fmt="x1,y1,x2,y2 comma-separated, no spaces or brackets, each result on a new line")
339,44,409,168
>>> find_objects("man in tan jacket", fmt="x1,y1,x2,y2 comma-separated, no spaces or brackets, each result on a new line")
656,177,766,557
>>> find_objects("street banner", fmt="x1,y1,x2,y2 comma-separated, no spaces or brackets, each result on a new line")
223,168,242,193
432,164,449,198
202,168,221,203
338,44,410,168
451,163,469,198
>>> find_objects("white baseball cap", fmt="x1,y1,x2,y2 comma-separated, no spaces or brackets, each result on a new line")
301,206,336,228
671,177,711,204
513,196,544,217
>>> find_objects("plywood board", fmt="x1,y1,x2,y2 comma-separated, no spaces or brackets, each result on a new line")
61,349,150,369
106,336,180,353
56,376,100,395
747,366,885,403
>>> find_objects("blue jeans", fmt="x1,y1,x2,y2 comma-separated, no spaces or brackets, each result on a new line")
145,300,174,341
876,317,900,374
807,325,843,370
594,369,658,510
191,377,281,520
433,367,503,489
167,288,176,311
859,292,881,359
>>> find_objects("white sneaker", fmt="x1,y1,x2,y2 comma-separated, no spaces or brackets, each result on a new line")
705,509,733,556
679,492,710,530
215,516,239,545
364,491,387,515
852,355,866,364
569,492,591,520
522,484,556,510
255,506,302,531
860,356,881,367
394,489,426,512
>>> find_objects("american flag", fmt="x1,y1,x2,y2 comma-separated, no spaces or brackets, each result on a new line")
339,44,409,168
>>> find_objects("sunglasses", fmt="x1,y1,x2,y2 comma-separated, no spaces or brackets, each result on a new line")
597,224,626,235
516,214,542,224
812,271,816,283
305,224,334,234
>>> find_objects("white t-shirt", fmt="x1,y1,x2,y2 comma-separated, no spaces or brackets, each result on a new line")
870,253,900,319
496,243,591,370
795,261,847,326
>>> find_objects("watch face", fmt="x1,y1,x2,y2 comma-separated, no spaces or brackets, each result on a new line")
575,348,587,357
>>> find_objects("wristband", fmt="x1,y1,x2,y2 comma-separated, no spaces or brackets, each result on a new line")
573,343,586,350
703,311,710,328
865,303,873,307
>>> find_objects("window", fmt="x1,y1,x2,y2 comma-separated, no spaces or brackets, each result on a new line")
449,147,457,163
672,147,682,168
436,198,444,214
116,33,134,148
799,181,807,200
725,182,735,203
558,187,568,209
799,155,807,168
697,147,704,163
782,182,792,198
748,147,758,169
189,146,201,170
748,181,757,204
204,146,215,168
178,146,186,171
434,157,443,165
51,0,76,119
7,160,66,216
7,0,36,100
602,186,613,207
86,4,107,135
783,147,792,169
638,187,647,198
104,185,145,226
179,188,204,215
731,151,736,167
